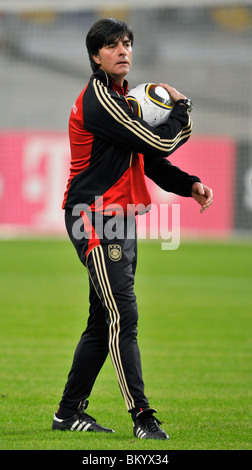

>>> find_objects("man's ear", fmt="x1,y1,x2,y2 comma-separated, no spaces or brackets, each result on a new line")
92,54,101,66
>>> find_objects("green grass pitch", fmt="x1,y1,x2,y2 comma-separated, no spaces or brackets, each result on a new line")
0,238,251,450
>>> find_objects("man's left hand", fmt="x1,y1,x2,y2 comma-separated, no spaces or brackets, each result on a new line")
191,182,213,213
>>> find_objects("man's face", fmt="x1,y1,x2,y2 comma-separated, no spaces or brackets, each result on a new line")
92,35,132,85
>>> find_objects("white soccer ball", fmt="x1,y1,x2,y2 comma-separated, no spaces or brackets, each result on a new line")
127,83,174,127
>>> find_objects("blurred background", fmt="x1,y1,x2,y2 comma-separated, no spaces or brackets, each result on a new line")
0,0,252,239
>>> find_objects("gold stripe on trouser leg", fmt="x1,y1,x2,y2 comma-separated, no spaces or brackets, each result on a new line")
91,245,135,410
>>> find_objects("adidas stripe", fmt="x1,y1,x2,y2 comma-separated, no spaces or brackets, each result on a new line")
136,427,147,438
70,420,92,431
93,78,192,154
90,245,135,411
71,419,80,430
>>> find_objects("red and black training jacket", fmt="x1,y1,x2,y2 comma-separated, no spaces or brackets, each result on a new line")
62,68,200,214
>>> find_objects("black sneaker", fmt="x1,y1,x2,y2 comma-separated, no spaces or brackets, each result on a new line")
133,409,169,440
52,400,114,433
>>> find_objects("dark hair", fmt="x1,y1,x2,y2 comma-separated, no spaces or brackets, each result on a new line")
86,18,134,72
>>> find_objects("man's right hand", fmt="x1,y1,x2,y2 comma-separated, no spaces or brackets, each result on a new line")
157,83,186,102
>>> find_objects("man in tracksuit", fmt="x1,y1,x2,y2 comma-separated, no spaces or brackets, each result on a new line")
52,18,213,439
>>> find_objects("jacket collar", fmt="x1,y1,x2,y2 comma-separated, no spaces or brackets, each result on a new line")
92,68,129,96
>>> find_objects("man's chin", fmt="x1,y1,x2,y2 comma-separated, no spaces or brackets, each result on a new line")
115,64,130,74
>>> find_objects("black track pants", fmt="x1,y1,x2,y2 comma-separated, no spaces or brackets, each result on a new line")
59,211,149,413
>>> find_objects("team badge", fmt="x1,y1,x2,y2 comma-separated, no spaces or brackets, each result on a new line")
108,244,122,262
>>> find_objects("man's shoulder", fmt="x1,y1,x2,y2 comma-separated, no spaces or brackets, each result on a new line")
90,69,109,86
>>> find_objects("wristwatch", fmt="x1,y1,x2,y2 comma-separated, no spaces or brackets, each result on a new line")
176,98,193,113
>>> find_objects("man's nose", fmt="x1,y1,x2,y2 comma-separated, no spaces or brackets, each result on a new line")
118,43,127,54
